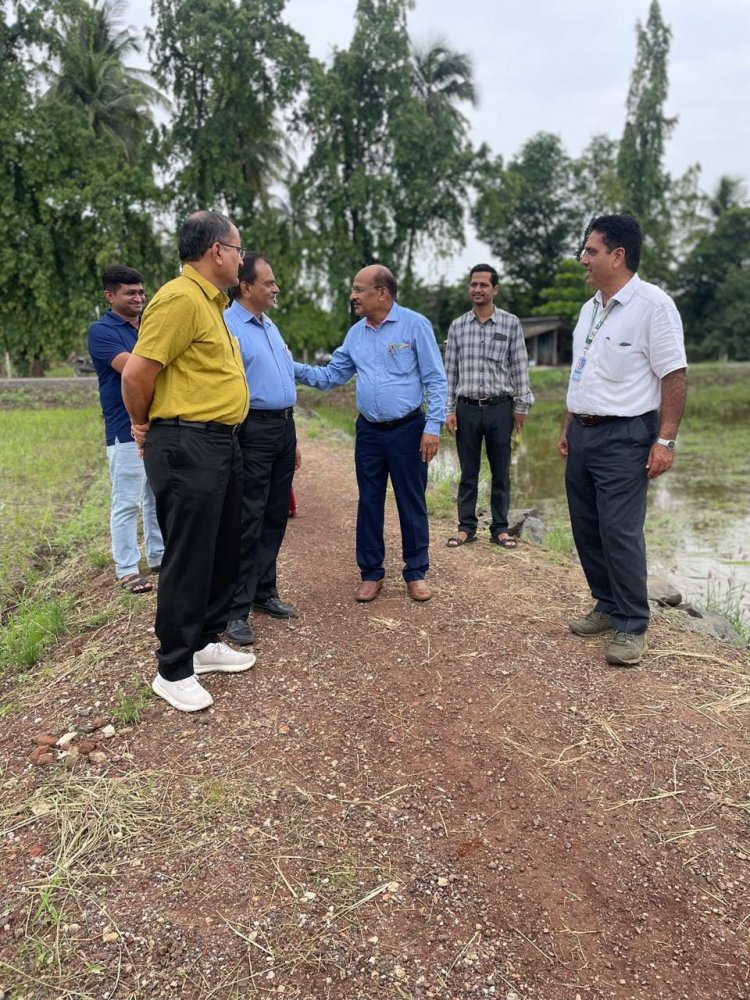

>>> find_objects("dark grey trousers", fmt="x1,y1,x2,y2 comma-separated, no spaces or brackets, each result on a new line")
564,411,658,634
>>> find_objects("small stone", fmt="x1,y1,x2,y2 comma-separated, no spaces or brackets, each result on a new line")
88,751,107,764
89,718,109,731
29,845,44,857
99,725,116,739
56,731,78,748
437,877,450,887
78,741,97,755
35,753,55,767
32,734,57,748
102,931,119,943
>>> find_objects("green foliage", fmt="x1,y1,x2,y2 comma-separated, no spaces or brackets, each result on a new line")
532,258,589,324
616,0,676,277
112,679,154,725
472,133,580,313
572,134,622,219
0,0,168,372
402,277,468,342
298,1,476,322
679,207,750,360
149,0,310,222
0,598,70,672
0,0,746,368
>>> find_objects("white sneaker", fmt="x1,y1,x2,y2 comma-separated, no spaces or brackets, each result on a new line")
193,641,256,674
152,673,213,712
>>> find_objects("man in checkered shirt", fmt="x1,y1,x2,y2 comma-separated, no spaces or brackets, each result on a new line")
444,264,533,549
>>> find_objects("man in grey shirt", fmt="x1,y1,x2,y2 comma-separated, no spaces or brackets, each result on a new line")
444,264,533,549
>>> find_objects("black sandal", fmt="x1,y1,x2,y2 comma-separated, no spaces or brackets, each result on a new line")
120,574,154,594
446,532,477,548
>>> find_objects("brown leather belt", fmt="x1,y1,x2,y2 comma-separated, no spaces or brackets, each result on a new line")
573,413,619,427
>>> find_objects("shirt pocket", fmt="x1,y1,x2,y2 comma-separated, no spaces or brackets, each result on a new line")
594,336,636,382
485,333,509,364
385,343,417,375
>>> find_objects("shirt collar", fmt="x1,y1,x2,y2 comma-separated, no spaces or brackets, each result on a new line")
365,301,401,330
470,306,501,324
594,273,640,307
227,298,267,328
181,263,229,308
104,308,137,329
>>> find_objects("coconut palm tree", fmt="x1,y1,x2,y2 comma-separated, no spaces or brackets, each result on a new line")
46,0,165,161
410,40,477,125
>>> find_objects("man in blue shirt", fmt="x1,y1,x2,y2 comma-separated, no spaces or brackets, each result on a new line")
223,254,300,645
88,265,163,593
295,265,447,603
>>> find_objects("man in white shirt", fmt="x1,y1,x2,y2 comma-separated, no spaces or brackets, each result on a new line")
557,214,687,667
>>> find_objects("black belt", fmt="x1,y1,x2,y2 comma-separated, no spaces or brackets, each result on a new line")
363,407,422,430
573,413,619,427
151,417,240,436
247,407,294,419
458,394,511,407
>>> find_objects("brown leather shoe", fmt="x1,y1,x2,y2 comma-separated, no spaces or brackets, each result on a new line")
406,579,432,602
355,579,383,603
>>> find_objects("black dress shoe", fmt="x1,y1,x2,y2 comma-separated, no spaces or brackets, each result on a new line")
253,596,297,619
225,618,255,645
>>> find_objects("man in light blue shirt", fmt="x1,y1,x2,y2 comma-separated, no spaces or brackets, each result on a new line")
295,265,446,603
224,253,300,645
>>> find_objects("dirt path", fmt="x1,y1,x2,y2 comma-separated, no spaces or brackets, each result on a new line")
1,423,749,999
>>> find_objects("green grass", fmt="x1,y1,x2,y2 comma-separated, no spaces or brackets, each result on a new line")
0,407,105,601
111,679,155,726
0,597,70,673
701,576,750,646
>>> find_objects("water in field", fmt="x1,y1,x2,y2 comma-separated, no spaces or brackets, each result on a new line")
436,426,750,616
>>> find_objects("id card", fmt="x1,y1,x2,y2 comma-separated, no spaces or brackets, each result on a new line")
571,355,587,382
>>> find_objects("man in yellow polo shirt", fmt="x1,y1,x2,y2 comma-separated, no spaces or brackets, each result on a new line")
122,210,254,712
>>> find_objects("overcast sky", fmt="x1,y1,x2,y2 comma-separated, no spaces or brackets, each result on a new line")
126,0,749,275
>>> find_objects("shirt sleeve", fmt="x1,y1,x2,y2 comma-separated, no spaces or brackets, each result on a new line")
134,290,198,366
508,316,534,412
293,339,357,389
444,322,458,416
413,317,447,435
87,322,128,367
648,299,687,379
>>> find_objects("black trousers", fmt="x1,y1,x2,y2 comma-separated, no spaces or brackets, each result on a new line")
229,410,297,619
144,423,243,681
455,397,513,536
564,411,658,635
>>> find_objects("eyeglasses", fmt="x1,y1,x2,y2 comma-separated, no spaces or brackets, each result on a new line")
351,284,383,294
217,242,247,260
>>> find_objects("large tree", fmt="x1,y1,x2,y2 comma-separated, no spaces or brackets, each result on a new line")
0,0,167,374
298,0,476,322
679,206,750,359
472,132,580,315
46,0,164,161
616,0,676,277
149,0,310,226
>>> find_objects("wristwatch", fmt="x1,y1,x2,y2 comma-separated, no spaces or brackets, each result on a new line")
656,437,676,450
